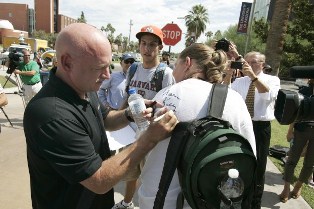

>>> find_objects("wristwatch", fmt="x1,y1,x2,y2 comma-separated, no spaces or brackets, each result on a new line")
251,77,258,82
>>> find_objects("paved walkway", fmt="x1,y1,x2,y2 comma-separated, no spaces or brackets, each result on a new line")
0,68,312,209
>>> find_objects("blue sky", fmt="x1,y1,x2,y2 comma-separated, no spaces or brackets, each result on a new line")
0,0,250,52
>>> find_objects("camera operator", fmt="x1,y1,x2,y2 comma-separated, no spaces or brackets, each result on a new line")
10,49,42,104
225,51,280,209
279,78,314,203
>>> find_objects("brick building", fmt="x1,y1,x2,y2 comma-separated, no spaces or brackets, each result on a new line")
0,3,30,32
0,0,77,36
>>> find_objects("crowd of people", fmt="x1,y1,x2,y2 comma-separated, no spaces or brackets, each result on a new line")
5,22,310,209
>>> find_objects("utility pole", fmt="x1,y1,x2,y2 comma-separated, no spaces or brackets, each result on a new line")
128,19,133,51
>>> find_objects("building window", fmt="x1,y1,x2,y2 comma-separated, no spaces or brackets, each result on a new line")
9,12,12,17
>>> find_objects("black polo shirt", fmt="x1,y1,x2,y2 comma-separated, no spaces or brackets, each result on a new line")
24,68,113,209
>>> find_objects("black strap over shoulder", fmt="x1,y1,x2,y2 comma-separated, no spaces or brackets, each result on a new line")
153,122,190,209
208,83,228,119
153,83,229,209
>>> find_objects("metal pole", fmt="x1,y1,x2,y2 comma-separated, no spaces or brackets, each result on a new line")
245,0,256,54
128,19,133,51
167,21,174,53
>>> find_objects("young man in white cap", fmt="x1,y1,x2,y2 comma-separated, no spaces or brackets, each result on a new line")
112,25,175,209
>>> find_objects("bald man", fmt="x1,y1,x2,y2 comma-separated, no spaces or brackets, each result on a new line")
23,23,177,209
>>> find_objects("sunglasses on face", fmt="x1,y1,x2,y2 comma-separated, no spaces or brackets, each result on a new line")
124,59,135,64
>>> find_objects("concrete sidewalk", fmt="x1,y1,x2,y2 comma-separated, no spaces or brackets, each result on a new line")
0,68,312,209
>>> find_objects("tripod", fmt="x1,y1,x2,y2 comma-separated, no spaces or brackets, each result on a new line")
3,73,26,108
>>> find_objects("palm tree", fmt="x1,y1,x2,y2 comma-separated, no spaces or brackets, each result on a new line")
185,4,209,43
265,0,292,76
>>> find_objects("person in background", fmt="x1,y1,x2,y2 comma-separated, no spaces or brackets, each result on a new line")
225,51,280,209
23,23,177,209
33,51,43,69
279,78,314,203
98,53,135,110
161,51,174,69
111,25,175,209
138,43,256,209
161,51,170,65
12,49,42,104
218,40,243,83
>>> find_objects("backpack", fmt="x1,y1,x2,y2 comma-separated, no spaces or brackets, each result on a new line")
125,62,167,94
153,83,257,209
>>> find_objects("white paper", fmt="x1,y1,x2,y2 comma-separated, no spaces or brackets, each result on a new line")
106,125,136,151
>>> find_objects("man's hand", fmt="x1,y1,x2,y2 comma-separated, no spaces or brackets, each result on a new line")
142,99,164,119
227,42,240,60
141,110,178,146
14,69,21,75
241,62,256,79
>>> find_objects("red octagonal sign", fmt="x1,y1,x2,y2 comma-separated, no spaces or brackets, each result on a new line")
162,23,182,46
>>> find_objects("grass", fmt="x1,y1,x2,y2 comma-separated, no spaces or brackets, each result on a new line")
0,75,17,88
270,120,314,207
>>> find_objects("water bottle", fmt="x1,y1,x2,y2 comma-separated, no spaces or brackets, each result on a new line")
220,169,244,209
128,89,150,134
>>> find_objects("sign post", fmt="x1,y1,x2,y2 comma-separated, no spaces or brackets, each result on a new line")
162,23,182,52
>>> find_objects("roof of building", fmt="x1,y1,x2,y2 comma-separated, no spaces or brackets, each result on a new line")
0,20,14,30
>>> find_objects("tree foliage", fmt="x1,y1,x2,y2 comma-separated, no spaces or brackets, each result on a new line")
185,4,209,46
77,11,87,23
32,30,57,48
283,0,314,68
253,0,314,78
265,0,292,76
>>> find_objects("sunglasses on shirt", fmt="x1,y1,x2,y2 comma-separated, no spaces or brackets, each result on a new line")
124,59,135,64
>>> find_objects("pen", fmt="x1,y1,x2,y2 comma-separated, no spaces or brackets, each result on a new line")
147,101,157,117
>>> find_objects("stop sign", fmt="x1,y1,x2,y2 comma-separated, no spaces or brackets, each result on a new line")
162,23,182,46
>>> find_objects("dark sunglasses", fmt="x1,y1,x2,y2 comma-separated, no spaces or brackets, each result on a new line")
124,59,135,64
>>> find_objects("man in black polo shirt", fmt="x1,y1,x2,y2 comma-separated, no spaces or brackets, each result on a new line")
23,23,177,209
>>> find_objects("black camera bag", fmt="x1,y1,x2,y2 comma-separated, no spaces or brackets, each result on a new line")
268,145,289,160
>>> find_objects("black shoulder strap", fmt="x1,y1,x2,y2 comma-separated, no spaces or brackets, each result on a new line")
153,83,229,209
151,62,167,92
125,62,139,94
153,122,190,209
208,83,228,118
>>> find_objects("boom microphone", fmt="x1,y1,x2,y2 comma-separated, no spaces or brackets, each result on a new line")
290,66,314,78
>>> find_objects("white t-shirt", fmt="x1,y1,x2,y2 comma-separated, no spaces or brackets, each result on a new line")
138,79,256,209
127,62,175,100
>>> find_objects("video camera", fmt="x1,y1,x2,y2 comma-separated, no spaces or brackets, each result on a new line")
6,51,23,74
275,66,314,125
215,38,230,52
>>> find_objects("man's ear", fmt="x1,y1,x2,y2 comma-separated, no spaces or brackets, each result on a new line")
158,44,163,51
61,53,72,72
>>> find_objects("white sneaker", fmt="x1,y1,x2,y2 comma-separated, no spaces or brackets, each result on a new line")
111,200,134,209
